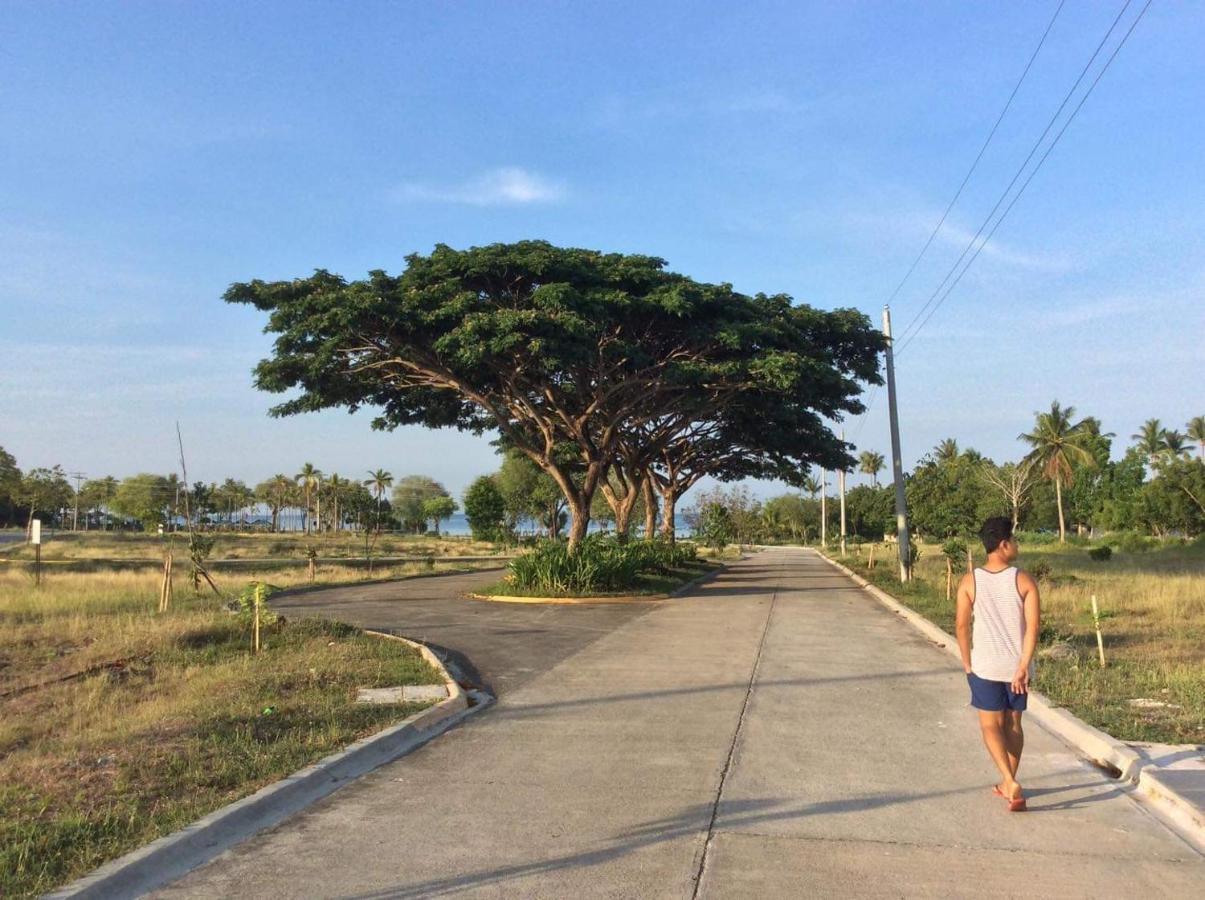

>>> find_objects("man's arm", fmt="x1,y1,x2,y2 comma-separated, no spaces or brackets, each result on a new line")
1012,570,1041,694
955,572,975,675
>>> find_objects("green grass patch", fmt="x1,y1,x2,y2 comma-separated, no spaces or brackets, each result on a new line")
0,569,444,897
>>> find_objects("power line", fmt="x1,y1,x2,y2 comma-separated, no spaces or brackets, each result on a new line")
882,0,1067,311
896,0,1155,356
893,0,1139,351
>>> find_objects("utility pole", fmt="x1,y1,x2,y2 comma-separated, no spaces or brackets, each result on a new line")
838,430,847,555
820,470,827,548
883,306,912,582
68,471,85,531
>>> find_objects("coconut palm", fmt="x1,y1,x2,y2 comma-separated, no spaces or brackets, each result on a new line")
1020,401,1096,542
296,463,322,533
858,451,886,485
326,473,347,531
802,473,822,500
1161,430,1190,460
933,438,960,464
1132,418,1166,463
1188,416,1205,459
365,469,394,533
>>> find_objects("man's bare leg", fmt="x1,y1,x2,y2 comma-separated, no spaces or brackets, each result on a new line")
978,710,1022,800
1004,711,1024,779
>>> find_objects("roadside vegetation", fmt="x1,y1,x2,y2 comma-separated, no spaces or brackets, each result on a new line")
0,565,447,897
834,535,1204,745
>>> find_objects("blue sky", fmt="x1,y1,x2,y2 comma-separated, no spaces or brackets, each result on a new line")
2,1,1201,498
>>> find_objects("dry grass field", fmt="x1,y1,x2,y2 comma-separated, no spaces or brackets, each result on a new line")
837,536,1205,745
0,556,483,897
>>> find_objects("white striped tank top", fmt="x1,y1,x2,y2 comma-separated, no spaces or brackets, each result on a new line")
970,566,1032,683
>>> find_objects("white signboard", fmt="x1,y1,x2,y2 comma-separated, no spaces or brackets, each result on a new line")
31,518,42,545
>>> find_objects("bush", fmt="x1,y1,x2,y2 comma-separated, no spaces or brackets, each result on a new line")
1087,545,1113,562
507,537,699,594
1108,531,1154,554
1016,530,1057,545
1030,560,1053,582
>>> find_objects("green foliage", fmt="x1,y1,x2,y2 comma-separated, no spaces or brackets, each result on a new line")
463,476,508,541
941,538,967,563
1088,545,1113,562
235,581,280,626
507,536,698,594
392,475,451,533
111,474,173,531
845,484,894,541
906,450,993,540
697,503,736,550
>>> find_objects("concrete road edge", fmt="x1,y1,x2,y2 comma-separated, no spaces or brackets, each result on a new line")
46,634,490,899
812,548,1204,853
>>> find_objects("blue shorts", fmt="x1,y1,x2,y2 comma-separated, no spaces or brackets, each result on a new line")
967,672,1027,712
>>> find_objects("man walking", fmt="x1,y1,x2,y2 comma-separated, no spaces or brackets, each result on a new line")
955,516,1041,812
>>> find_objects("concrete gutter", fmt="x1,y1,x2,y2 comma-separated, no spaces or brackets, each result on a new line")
814,548,1204,853
47,634,490,899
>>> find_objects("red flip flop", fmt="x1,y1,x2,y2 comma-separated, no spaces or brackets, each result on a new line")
1007,795,1027,812
992,785,1006,799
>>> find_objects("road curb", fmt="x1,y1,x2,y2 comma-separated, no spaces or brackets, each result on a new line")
47,634,489,899
814,549,1204,852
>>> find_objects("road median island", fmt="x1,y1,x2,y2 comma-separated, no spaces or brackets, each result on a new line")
470,558,727,604
44,631,484,900
814,547,1205,852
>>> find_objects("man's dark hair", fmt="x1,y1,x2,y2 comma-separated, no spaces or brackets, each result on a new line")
979,516,1014,554
978,518,1017,551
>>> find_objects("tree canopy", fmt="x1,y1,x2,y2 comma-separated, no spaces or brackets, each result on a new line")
226,240,882,549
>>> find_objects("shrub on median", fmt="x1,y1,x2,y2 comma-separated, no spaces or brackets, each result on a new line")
507,536,699,594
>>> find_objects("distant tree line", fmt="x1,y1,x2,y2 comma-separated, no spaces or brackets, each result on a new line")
685,407,1204,547
0,449,461,537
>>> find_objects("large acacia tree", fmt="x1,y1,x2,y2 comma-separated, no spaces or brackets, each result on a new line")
227,241,881,550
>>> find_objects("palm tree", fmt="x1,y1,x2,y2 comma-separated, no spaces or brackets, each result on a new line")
296,463,322,533
858,451,885,485
263,474,293,532
1020,401,1096,542
1161,430,1190,460
365,469,393,533
1132,418,1166,464
1188,416,1205,459
802,473,822,500
326,473,346,531
934,438,960,463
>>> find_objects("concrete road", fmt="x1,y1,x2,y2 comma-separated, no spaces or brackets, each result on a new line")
158,549,1203,898
271,568,656,696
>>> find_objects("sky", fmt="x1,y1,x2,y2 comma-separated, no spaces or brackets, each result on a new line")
2,0,1202,500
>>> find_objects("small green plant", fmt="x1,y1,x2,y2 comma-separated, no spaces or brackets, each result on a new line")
236,581,279,652
698,503,735,551
1088,545,1113,562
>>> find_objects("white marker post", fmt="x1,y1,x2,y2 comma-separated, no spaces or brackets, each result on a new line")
31,518,42,587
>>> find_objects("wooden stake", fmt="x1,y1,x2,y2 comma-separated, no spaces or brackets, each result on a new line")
253,583,262,653
867,542,875,570
1091,594,1107,667
945,557,953,603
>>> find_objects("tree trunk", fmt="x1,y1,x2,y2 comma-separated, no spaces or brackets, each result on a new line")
642,477,657,541
602,482,639,544
1055,475,1066,543
566,498,589,553
659,486,678,544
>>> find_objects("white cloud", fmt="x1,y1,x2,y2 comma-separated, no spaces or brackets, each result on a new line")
391,167,565,206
